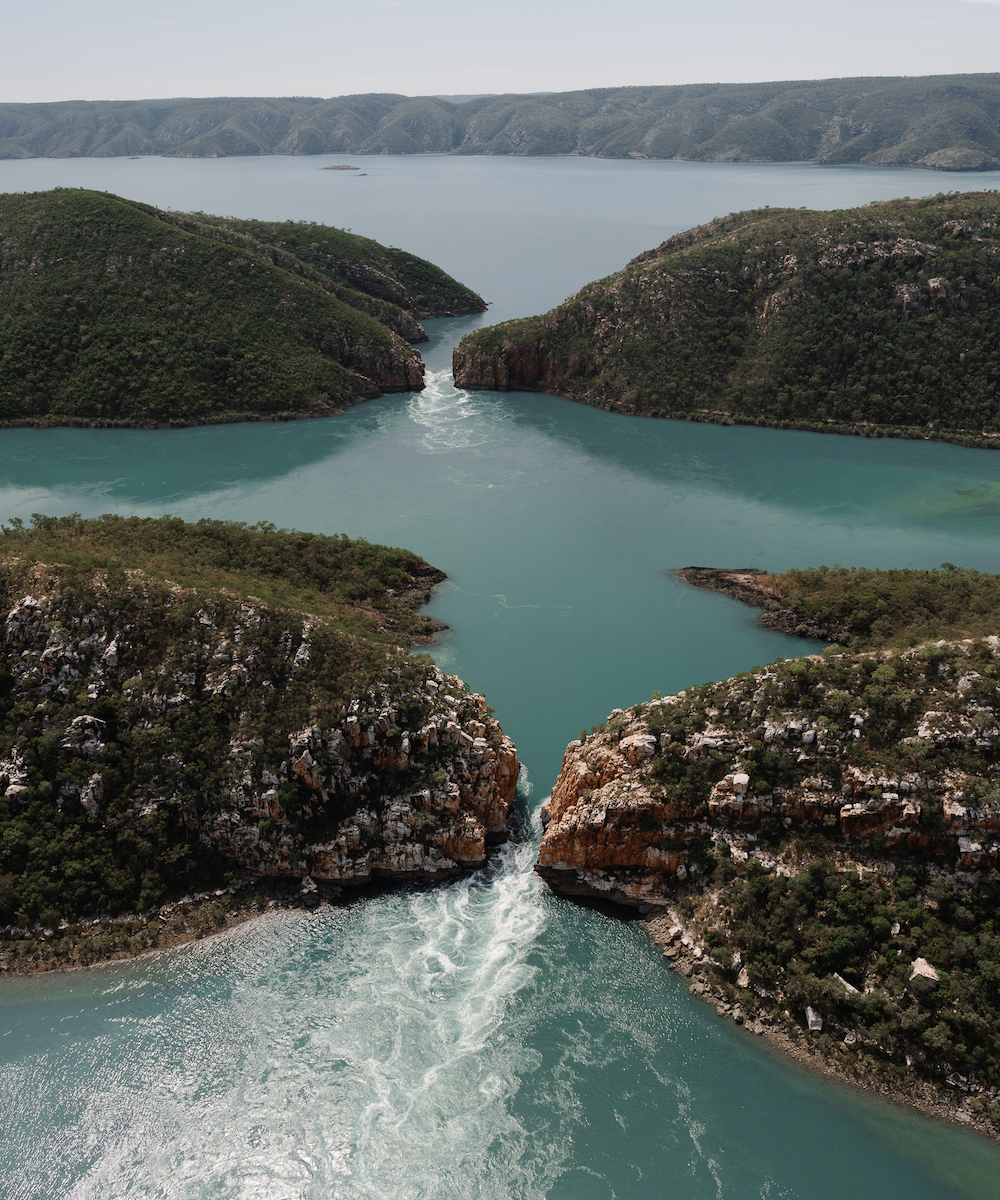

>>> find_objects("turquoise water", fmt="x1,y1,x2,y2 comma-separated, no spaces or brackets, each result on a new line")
3,156,1000,1197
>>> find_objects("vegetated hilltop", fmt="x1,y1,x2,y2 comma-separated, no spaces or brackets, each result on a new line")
454,192,1000,448
537,566,1000,1136
0,514,518,973
677,564,1000,649
0,189,484,428
5,76,1000,168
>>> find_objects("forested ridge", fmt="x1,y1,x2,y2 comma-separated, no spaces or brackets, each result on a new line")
6,76,1000,169
0,189,483,427
454,192,1000,446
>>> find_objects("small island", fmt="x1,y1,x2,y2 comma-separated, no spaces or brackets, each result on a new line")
0,514,518,973
537,564,1000,1139
455,192,1000,449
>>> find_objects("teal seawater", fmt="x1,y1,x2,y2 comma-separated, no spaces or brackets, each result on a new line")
2,156,1000,1197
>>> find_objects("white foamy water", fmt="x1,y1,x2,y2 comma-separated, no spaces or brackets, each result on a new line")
1,804,555,1200
407,370,497,454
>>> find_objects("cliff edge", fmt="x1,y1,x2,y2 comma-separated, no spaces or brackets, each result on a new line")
537,636,1000,1137
0,515,518,972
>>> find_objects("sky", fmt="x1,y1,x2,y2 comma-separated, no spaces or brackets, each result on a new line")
4,0,1000,103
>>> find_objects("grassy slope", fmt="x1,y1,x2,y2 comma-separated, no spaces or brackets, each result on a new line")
0,514,443,929
454,192,1000,445
0,190,480,427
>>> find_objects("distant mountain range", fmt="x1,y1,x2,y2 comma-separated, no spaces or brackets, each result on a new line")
4,76,1000,168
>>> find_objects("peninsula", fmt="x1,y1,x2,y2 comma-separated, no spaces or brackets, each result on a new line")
454,192,1000,449
0,514,518,972
0,189,485,428
536,564,1000,1138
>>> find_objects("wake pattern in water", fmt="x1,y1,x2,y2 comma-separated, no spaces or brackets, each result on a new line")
406,370,497,455
0,808,552,1199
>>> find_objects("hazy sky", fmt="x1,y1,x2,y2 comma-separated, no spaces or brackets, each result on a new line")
5,0,1000,103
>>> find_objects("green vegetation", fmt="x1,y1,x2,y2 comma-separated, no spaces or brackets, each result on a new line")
630,637,1000,1096
720,858,1000,1094
2,510,445,628
0,514,444,932
455,193,1000,445
186,212,485,320
0,189,482,427
755,564,1000,649
6,76,1000,168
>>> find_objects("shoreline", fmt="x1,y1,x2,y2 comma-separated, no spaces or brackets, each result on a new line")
0,390,411,432
0,879,332,977
640,908,1000,1145
674,565,839,641
454,373,1000,453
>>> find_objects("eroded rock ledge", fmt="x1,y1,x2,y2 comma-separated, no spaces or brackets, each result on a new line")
535,637,1000,1135
537,639,1000,901
0,581,518,890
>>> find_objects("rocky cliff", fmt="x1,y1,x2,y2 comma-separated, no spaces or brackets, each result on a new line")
0,516,519,964
0,581,518,886
535,637,1000,1126
454,193,1000,448
538,638,1000,902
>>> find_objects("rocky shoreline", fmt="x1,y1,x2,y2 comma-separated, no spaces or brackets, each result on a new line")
638,906,1000,1143
675,566,842,641
536,637,1000,1143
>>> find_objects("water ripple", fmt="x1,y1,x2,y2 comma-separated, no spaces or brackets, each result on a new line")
1,811,551,1200
406,371,494,455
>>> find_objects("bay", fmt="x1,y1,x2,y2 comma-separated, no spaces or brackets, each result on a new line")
2,155,1000,1198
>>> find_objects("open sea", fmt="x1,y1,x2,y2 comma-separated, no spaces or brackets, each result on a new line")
2,152,1000,1198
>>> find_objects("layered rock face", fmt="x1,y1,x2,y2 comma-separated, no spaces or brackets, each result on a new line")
536,637,1000,905
0,565,519,899
197,675,519,882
